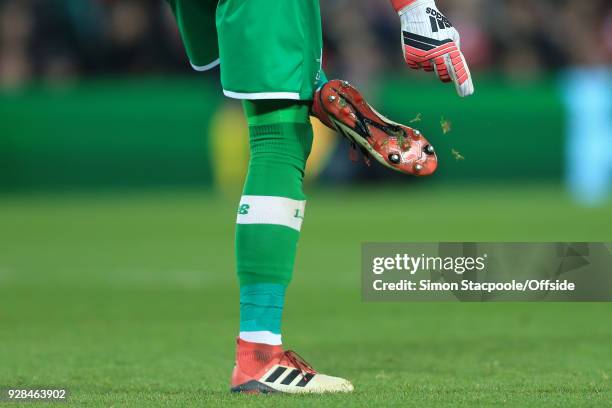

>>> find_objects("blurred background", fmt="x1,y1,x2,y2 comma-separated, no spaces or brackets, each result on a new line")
1,0,611,202
1,2,612,404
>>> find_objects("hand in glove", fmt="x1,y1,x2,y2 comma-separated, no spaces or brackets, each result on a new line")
391,0,474,97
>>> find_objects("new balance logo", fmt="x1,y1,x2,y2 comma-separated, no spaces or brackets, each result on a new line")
264,366,314,387
426,7,452,33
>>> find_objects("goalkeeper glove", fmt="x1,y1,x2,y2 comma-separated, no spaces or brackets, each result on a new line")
391,0,474,97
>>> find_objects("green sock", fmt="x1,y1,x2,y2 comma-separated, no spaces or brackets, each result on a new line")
236,100,313,345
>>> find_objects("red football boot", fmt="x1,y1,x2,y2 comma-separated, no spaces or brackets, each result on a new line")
230,338,353,394
312,79,438,176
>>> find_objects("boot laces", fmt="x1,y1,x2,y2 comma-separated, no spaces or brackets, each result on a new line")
283,350,316,376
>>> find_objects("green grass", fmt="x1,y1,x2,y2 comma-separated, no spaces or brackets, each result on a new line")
1,185,611,407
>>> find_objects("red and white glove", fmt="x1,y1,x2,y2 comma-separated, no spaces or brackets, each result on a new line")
391,0,474,97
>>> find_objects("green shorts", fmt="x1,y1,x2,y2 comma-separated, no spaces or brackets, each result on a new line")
168,0,326,101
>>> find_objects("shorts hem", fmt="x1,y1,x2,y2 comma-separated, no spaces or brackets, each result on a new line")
190,59,220,72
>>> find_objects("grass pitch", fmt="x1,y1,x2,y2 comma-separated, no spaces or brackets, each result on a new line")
1,185,611,407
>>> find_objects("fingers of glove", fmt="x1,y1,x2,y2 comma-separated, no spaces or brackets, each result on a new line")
457,67,474,97
421,60,434,72
405,57,420,70
444,51,474,97
434,56,451,83
404,43,456,63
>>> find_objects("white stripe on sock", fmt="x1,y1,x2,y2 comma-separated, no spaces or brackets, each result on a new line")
239,331,282,346
237,196,306,231
223,90,301,100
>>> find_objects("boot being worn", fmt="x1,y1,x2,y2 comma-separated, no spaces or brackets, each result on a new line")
231,338,354,394
312,79,438,176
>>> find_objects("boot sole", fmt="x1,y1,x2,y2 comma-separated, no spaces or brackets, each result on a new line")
317,80,437,176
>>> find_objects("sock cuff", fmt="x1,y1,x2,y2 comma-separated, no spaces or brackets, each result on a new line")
249,122,311,136
249,123,313,158
238,331,282,346
243,100,311,125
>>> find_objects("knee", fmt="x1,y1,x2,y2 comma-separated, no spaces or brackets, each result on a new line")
248,123,313,168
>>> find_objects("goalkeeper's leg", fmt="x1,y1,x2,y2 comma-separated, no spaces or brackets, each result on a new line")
232,100,352,394
236,100,312,346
